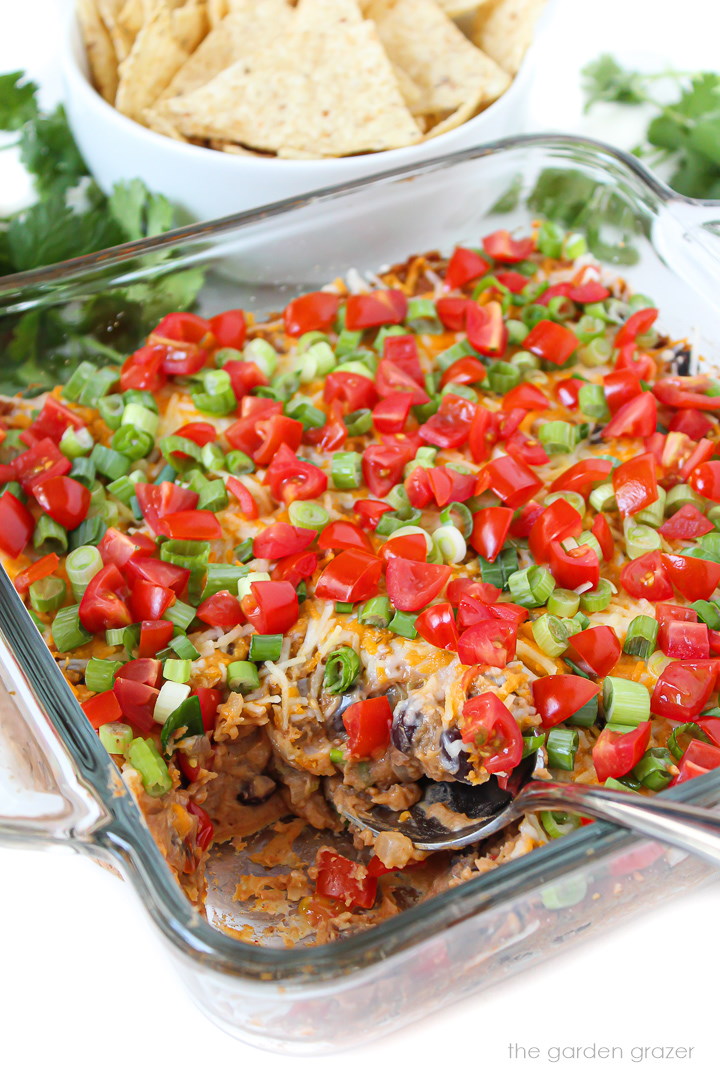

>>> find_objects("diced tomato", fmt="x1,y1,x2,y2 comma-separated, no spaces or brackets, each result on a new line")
445,246,490,290
385,557,450,612
13,438,71,495
382,334,423,381
253,414,304,466
418,393,477,450
679,438,715,484
620,551,674,601
22,397,83,445
154,341,208,377
317,520,374,553
372,361,426,407
113,678,158,734
130,579,174,622
123,554,189,594
119,345,167,393
652,660,719,722
241,580,299,635
603,392,658,439
426,466,474,508
0,491,35,558
345,289,407,330
283,292,340,337
135,482,198,535
654,375,720,412
13,553,60,594
253,523,316,560
503,383,550,412
264,444,328,504
436,297,469,331
612,452,658,517
138,620,175,658
603,368,642,414
160,510,222,541
362,442,413,497
222,360,268,401
271,551,318,588
32,475,91,531
688,460,720,502
118,658,163,688
187,800,215,854
496,271,530,293
460,693,523,773
324,371,378,413
440,356,487,390
404,466,434,509
153,312,211,344
567,282,610,304
414,603,459,652
550,458,613,499
225,476,258,519
509,501,544,539
593,722,651,782
342,696,393,759
674,738,720,784
528,499,582,564
354,499,392,529
196,590,242,629
466,300,507,357
82,690,123,731
659,505,715,540
209,309,246,350
379,533,427,563
591,513,614,560
523,320,579,365
532,675,599,730
304,404,347,453
315,550,383,604
549,541,600,590
447,578,500,606
567,625,621,678
658,620,710,660
504,430,549,467
467,405,498,464
457,620,517,667
469,506,513,563
482,230,534,263
555,377,583,409
662,553,720,602
655,602,698,625
191,687,223,732
668,409,714,441
316,851,377,909
614,307,658,348
372,392,414,434
479,455,542,511
78,565,132,634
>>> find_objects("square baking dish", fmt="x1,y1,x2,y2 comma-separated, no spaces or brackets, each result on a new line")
2,134,720,1054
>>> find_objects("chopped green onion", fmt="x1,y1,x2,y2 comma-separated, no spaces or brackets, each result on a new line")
507,320,530,346
522,731,545,758
665,483,705,516
479,547,518,589
201,564,248,600
508,565,555,608
126,737,172,797
579,578,613,613
566,695,599,728
544,490,586,517
323,646,361,694
432,524,467,564
633,748,673,791
577,383,609,420
691,600,720,629
329,746,346,764
603,676,650,730
107,474,137,505
85,657,122,693
335,601,354,614
77,367,119,408
234,538,254,564
331,451,362,490
537,220,564,257
538,421,577,455
286,399,326,429
59,426,93,459
635,488,666,528
624,522,661,561
547,589,580,618
487,361,521,394
244,338,278,377
161,539,211,572
388,610,418,638
98,722,133,756
227,660,260,693
154,680,191,726
121,402,160,438
667,722,712,762
28,576,66,614
576,530,603,561
62,361,96,402
197,478,229,513
249,634,283,662
33,515,68,554
546,726,578,770
69,515,106,552
624,615,658,658
358,596,392,628
66,545,103,602
165,599,198,632
225,449,255,475
540,810,581,838
376,509,422,537
589,482,616,513
288,500,330,530
163,658,192,684
52,605,93,651
335,328,363,356
532,613,568,657
604,776,638,792
169,635,200,661
91,444,132,481
439,501,473,539
105,625,140,653
345,409,373,436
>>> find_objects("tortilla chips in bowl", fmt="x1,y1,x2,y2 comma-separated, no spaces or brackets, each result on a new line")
65,0,550,219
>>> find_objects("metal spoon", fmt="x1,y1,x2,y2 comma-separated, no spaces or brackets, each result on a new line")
337,754,720,866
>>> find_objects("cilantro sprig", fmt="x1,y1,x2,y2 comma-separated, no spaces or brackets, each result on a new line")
582,54,720,199
0,70,203,396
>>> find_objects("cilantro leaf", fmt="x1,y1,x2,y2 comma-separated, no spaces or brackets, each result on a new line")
581,55,650,112
108,178,175,241
0,70,39,130
19,105,88,197
5,193,125,270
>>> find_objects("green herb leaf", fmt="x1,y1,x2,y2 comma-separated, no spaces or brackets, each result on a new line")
0,70,39,130
581,55,650,111
19,105,88,196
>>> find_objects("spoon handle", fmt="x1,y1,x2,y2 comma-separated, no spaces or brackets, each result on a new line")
522,780,720,868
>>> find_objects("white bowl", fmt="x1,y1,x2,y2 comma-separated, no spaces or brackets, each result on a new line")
62,8,547,223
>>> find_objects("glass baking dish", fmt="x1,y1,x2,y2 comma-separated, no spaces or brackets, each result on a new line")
2,135,720,1054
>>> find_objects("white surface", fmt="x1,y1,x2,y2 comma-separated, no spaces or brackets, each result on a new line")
2,1,720,1076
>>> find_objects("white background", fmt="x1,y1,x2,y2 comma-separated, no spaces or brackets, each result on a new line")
2,1,720,1077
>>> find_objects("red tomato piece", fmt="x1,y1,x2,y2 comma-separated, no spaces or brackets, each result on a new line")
123,554,189,594
160,510,222,541
614,307,658,348
209,309,246,350
362,442,413,497
354,498,392,529
652,660,719,722
555,377,583,409
317,520,373,553
680,438,716,483
375,360,428,406
191,687,223,732
241,580,299,635
653,375,720,412
385,558,451,612
567,282,610,304
82,690,123,731
675,738,720,784
528,498,582,563
659,505,715,540
467,405,499,464
549,541,600,591
222,359,268,402
591,513,614,560
345,289,407,330
503,383,550,412
283,291,339,336
603,392,658,439
418,393,477,450
271,551,318,587
550,458,613,498
436,297,470,331
372,392,414,434
470,506,513,563
460,692,523,773
253,414,304,466
480,455,542,511
138,620,175,658
662,553,720,601
135,482,198,535
593,722,651,782
119,345,167,393
510,501,544,539
187,800,215,853
688,460,720,502
32,475,91,531
414,603,459,652
532,675,599,730
405,466,434,509
196,590,242,629
658,620,710,660
495,271,530,293
173,422,216,448
342,696,393,759
113,678,158,734
22,397,82,445
253,523,316,560
324,371,378,412
447,578,500,606
668,409,714,441
440,356,487,389
466,300,508,358
316,851,377,909
130,579,175,622
379,533,428,563
621,551,674,601
13,553,60,594
316,550,383,604
153,312,211,343
0,491,35,558
226,476,258,519
78,565,132,634
265,444,328,504
382,334,422,382
154,341,208,377
567,625,621,678
13,438,71,495
445,246,490,289
523,320,579,365
603,368,642,414
118,658,163,687
505,430,550,467
612,452,658,517
457,620,517,667
482,230,534,263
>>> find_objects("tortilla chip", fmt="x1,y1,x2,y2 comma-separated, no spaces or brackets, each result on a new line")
435,0,490,13
164,0,422,157
77,0,119,102
207,0,229,23
117,0,146,37
471,0,546,75
367,0,509,117
97,0,136,61
115,0,209,122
